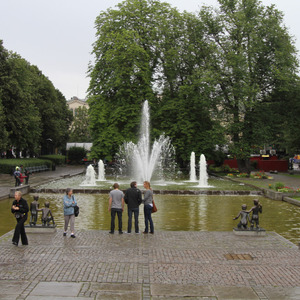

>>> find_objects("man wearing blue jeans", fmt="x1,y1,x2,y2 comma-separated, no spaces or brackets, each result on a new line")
108,183,124,234
124,181,142,233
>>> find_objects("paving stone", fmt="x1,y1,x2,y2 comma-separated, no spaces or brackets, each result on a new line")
262,287,300,300
151,284,215,297
0,281,29,295
26,297,92,300
0,230,300,299
29,282,82,297
213,286,259,299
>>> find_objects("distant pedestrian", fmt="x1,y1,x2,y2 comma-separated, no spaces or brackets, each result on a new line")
63,188,77,238
142,181,154,234
20,165,30,185
108,183,124,234
124,181,142,233
11,191,29,246
13,167,21,187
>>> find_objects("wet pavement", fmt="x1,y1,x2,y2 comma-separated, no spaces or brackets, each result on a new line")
0,166,300,299
0,229,300,299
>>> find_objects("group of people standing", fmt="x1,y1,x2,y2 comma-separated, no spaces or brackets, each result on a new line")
108,181,154,234
13,165,30,186
11,181,155,246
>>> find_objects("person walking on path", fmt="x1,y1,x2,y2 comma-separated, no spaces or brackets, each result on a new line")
63,188,77,238
108,183,124,234
11,191,29,246
124,181,142,233
142,181,154,234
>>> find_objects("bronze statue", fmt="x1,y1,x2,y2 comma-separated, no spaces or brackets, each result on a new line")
233,204,250,230
248,199,262,230
29,196,39,226
41,202,55,226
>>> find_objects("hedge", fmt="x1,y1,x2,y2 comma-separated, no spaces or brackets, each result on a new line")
0,158,53,174
39,155,66,166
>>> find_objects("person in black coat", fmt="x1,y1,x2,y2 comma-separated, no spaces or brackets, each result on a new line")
124,181,142,233
11,191,29,246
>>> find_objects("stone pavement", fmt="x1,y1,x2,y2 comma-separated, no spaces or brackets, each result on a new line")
0,230,300,299
1,167,300,299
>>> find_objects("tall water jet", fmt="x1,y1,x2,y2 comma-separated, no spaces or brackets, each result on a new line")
97,159,106,181
116,101,176,182
189,152,197,182
81,164,96,186
198,154,209,187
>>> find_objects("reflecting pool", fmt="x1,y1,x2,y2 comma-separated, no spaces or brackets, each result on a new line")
1,194,299,245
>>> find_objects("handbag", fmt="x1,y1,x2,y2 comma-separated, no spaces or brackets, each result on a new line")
74,205,79,217
152,199,157,213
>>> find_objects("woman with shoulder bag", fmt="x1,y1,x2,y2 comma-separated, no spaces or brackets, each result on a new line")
63,188,77,238
142,181,154,234
11,191,29,246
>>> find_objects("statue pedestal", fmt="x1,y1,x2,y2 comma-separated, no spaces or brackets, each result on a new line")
233,228,266,236
25,224,57,233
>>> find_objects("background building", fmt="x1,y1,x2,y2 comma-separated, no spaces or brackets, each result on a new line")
67,96,89,116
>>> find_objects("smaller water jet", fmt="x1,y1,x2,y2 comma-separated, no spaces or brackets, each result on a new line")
81,164,96,186
189,152,197,182
97,159,106,181
198,154,209,187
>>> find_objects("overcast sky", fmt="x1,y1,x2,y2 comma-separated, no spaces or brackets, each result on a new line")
1,0,299,100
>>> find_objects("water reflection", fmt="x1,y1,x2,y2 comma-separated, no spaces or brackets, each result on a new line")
1,194,299,244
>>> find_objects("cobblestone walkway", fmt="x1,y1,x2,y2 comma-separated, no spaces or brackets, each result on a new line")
0,230,300,299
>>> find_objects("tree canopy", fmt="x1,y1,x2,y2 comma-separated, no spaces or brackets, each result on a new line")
0,40,72,157
87,0,298,170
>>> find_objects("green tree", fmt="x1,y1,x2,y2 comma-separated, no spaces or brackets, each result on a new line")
0,41,9,151
69,106,92,142
152,11,225,166
88,0,177,160
88,0,223,165
2,53,41,156
0,41,72,157
200,0,298,172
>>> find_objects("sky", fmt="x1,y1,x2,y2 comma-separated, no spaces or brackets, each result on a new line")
1,0,300,100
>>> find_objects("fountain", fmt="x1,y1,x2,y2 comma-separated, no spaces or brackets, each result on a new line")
81,164,96,186
198,154,209,187
97,159,106,181
189,152,197,182
116,101,176,182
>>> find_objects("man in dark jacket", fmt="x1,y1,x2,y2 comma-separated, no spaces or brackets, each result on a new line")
11,191,29,246
124,181,142,233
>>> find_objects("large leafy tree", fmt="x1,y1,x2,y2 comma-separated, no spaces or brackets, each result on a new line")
200,0,298,172
0,41,71,156
88,0,178,160
152,11,225,166
88,0,223,165
2,53,41,156
0,41,9,151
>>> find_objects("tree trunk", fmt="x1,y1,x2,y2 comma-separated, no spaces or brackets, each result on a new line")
237,159,251,175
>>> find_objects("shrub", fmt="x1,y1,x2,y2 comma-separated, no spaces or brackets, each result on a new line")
39,155,66,166
0,158,52,174
67,147,87,164
275,182,285,191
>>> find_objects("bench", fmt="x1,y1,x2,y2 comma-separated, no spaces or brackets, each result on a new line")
26,165,50,173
